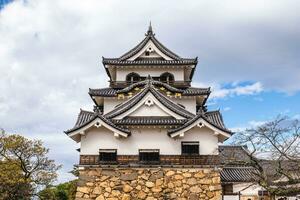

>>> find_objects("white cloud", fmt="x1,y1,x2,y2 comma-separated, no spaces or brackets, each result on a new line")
0,0,300,183
223,107,231,111
193,81,263,99
211,82,263,99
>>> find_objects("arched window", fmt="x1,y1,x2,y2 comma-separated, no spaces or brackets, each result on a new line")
126,72,140,84
160,72,174,84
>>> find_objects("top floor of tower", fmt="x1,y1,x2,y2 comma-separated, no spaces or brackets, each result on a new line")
102,23,198,89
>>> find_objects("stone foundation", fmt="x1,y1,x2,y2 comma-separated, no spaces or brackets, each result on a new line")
75,167,222,200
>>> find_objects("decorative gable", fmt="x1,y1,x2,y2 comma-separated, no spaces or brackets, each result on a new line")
114,92,185,119
127,40,173,61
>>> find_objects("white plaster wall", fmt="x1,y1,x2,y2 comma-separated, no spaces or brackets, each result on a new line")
80,126,218,155
116,68,184,81
103,98,124,114
233,183,263,195
129,104,170,117
171,97,196,114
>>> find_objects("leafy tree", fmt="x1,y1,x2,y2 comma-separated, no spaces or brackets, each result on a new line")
229,116,300,199
39,180,77,200
0,129,61,199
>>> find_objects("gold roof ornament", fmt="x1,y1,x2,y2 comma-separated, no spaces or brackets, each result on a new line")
175,93,182,98
118,93,125,99
134,87,140,91
160,87,165,91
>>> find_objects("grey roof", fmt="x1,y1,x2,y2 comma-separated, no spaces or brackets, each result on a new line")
102,58,197,65
117,24,182,61
168,110,232,135
112,117,187,126
89,80,210,97
221,167,259,183
102,25,198,80
64,109,131,136
219,145,251,165
104,78,195,119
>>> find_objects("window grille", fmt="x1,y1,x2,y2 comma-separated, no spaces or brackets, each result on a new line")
139,149,160,163
99,149,117,163
181,141,199,155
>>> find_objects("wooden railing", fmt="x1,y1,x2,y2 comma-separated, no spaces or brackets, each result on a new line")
79,155,220,166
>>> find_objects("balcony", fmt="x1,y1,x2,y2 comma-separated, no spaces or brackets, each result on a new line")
109,80,191,89
79,154,220,167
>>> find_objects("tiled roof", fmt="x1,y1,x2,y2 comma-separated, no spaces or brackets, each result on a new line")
102,25,198,80
221,167,259,183
168,110,232,135
89,81,210,97
102,58,197,65
64,110,131,136
112,117,187,125
104,78,196,119
219,145,250,164
205,110,227,130
117,25,181,61
183,87,211,96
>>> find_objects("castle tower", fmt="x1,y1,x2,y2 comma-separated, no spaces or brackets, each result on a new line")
66,24,232,200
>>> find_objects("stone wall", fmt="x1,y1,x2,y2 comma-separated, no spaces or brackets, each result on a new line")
75,167,222,200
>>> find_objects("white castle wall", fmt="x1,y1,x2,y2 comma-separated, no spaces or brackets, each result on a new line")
80,126,218,155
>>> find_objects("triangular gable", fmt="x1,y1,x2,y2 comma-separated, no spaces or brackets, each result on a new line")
65,111,131,142
168,114,232,140
127,40,173,61
113,92,186,120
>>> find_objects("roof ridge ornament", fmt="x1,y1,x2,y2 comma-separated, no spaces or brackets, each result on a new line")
145,21,155,36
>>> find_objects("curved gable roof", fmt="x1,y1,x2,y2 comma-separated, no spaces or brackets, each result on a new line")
64,109,131,136
104,78,195,119
168,110,232,137
118,25,181,61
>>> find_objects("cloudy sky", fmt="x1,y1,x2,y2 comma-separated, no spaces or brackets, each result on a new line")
1,0,300,183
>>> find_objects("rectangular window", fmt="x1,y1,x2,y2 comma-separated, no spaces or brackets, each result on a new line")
258,190,269,196
181,141,199,155
139,149,160,163
99,149,117,163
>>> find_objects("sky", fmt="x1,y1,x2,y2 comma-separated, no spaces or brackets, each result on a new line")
0,0,300,183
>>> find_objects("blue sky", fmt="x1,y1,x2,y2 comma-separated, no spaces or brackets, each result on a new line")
0,0,300,183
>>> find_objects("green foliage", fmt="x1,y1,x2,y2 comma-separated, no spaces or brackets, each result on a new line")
0,130,61,199
39,180,77,200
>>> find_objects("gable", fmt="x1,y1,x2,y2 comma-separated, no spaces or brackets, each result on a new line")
113,92,186,120
129,101,171,117
127,40,173,61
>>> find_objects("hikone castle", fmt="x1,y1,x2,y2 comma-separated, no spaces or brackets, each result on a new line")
65,24,268,200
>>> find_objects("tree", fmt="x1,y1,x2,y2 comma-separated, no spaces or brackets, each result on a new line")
229,116,300,198
0,129,61,199
39,180,77,200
